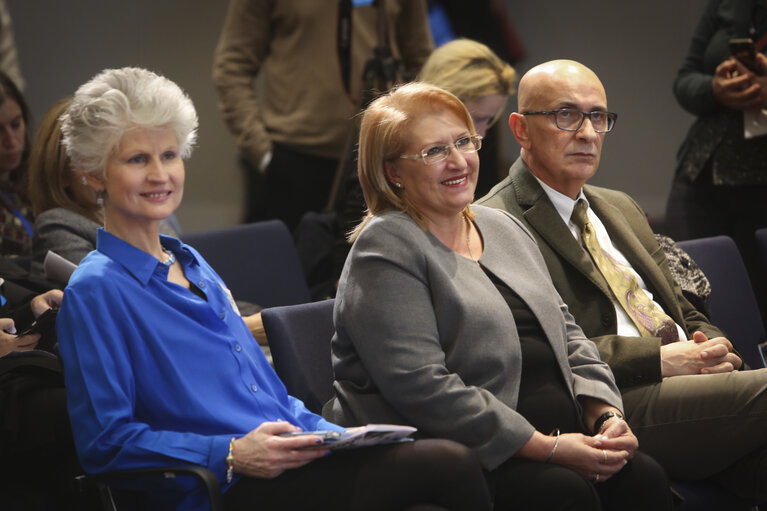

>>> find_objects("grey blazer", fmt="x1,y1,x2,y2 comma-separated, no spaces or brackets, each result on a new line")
324,205,622,470
31,207,179,285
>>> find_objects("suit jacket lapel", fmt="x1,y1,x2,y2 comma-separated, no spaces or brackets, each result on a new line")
586,188,683,324
509,160,612,297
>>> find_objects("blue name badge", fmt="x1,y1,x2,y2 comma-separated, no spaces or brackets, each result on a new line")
353,0,374,6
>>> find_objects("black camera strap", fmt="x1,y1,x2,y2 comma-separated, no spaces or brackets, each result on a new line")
338,0,353,100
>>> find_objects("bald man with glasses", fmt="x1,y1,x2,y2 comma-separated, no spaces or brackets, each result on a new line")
478,59,767,500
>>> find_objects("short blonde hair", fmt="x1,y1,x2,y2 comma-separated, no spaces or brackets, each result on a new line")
60,67,198,176
418,39,516,102
351,82,476,240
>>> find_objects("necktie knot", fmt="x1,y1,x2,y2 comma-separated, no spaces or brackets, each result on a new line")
571,199,590,232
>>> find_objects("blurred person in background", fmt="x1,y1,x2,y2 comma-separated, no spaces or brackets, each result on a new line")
0,70,31,256
665,0,767,319
212,0,433,231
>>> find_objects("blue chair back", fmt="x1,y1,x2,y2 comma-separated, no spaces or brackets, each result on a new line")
183,220,311,308
753,227,767,300
261,299,335,414
677,235,766,369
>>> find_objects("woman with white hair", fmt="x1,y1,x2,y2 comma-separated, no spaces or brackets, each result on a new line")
56,67,491,511
27,97,180,286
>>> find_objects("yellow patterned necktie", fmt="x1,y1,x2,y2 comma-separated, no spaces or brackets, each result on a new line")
571,199,679,344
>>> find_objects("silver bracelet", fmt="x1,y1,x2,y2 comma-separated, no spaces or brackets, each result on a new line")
545,429,560,463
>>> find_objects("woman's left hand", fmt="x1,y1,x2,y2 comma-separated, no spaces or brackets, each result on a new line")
593,415,638,462
546,432,629,484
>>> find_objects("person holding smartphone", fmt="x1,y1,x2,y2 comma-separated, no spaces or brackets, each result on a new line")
665,0,767,319
0,255,61,357
0,257,83,509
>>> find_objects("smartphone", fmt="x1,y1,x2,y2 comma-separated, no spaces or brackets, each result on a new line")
17,307,58,336
729,38,763,75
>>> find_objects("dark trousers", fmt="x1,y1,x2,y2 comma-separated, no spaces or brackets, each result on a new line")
261,143,339,233
224,439,492,511
623,369,767,500
491,451,672,511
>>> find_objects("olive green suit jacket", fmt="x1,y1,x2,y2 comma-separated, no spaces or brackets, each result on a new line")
477,158,724,389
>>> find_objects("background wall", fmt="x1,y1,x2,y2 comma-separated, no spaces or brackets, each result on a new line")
8,0,706,232
9,0,241,232
498,1,706,228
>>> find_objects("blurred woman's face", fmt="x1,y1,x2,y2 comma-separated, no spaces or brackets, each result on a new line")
0,98,25,175
97,126,184,236
463,94,507,137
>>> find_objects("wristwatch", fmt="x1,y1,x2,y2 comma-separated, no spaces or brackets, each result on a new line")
593,410,624,434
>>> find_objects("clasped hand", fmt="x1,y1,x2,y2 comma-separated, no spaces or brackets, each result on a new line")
661,331,742,377
552,418,637,484
230,421,331,479
712,55,767,111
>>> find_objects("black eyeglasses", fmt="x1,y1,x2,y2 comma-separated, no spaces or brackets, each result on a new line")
522,108,617,133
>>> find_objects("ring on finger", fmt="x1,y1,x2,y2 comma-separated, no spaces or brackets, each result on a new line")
602,449,607,464
594,473,600,483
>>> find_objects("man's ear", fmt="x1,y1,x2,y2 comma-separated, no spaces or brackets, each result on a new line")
509,112,531,149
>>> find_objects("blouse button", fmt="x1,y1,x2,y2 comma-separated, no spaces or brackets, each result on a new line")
251,384,258,392
198,281,206,289
235,344,242,352
219,312,226,320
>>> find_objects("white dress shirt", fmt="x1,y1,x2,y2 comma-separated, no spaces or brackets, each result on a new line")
534,177,687,342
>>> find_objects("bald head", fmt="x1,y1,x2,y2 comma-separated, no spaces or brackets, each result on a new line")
509,60,610,199
517,60,605,112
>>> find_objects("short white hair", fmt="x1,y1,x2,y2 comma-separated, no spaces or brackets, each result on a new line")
60,67,198,176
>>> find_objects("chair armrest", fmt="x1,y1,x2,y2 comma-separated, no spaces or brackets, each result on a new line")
74,465,223,511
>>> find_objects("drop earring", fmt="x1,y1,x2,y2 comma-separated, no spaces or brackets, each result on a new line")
394,182,402,189
96,190,105,207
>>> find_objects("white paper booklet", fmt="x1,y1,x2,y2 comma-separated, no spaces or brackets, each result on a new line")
292,424,417,450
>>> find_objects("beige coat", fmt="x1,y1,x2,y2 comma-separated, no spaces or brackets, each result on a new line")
212,0,433,166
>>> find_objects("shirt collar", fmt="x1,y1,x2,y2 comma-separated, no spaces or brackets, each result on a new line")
531,175,588,226
96,228,190,285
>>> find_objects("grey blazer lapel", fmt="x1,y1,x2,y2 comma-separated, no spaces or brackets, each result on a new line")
475,208,575,393
510,163,612,297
